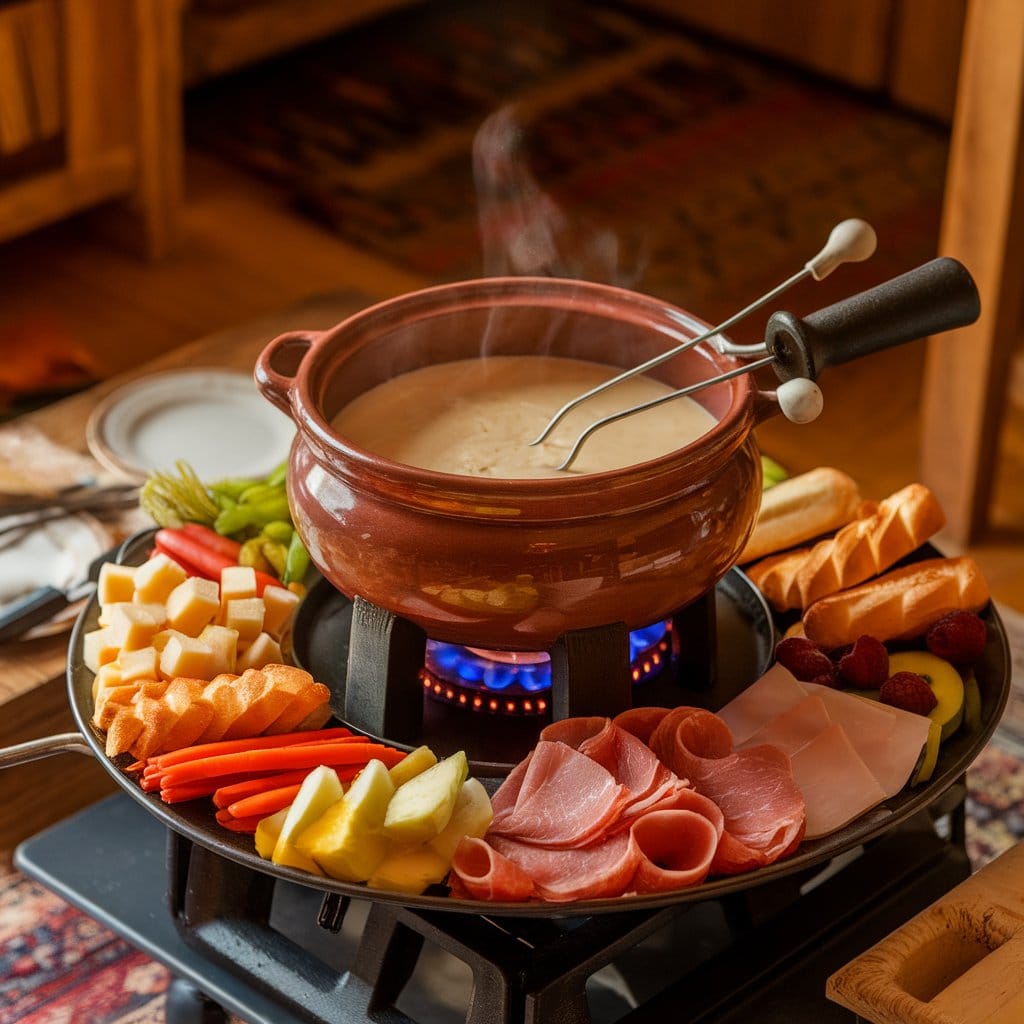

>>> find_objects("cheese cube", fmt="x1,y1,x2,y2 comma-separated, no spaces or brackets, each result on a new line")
219,566,257,616
151,628,187,653
97,563,137,606
159,635,217,680
98,601,166,628
117,645,160,683
236,632,283,671
198,624,239,676
224,597,264,645
83,627,120,673
133,554,188,604
106,603,165,651
165,576,220,636
261,585,301,640
91,662,125,702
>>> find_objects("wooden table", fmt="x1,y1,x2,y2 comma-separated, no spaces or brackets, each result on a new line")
0,289,372,854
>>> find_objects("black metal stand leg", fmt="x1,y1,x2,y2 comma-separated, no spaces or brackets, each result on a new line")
672,589,717,693
165,976,228,1024
343,595,427,743
550,620,632,719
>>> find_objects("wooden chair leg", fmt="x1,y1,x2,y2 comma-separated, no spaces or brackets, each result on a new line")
920,0,1024,544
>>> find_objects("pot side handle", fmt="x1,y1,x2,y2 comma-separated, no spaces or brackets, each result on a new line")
254,330,324,416
0,732,93,768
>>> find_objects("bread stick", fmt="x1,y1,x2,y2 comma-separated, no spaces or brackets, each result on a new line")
740,467,862,563
748,483,946,611
802,556,989,649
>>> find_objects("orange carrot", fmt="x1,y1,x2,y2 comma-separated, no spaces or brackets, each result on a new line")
158,742,396,788
227,783,304,820
148,727,356,770
213,769,316,808
214,809,262,834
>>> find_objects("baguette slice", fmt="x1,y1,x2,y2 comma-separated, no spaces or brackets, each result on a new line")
748,483,946,611
740,467,862,563
802,556,989,650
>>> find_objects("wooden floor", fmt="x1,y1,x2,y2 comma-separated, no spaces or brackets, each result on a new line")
2,151,1024,614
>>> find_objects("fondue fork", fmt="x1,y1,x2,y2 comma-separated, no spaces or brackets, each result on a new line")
552,255,981,471
529,218,878,447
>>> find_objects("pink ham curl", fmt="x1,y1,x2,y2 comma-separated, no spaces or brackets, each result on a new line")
629,809,720,893
450,837,536,902
648,706,806,875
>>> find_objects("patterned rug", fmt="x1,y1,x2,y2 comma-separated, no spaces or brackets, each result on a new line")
187,0,950,326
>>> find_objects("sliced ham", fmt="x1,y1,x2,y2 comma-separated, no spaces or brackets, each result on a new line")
800,682,931,798
487,741,629,848
489,830,641,902
613,706,672,745
738,694,832,757
450,837,536,902
630,809,720,892
717,663,807,745
648,706,734,777
789,723,888,839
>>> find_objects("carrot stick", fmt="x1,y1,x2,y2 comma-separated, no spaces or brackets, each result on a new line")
228,783,304,820
215,809,262,834
161,782,222,804
213,769,316,808
147,727,356,770
156,769,294,802
159,742,391,787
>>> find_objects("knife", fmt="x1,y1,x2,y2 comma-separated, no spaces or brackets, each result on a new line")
0,539,128,644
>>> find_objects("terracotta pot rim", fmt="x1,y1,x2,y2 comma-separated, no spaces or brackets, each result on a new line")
280,277,758,513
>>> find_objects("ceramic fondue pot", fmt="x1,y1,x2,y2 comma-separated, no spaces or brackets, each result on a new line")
255,268,978,650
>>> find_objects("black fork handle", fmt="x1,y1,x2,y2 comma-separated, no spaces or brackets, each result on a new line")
764,257,981,382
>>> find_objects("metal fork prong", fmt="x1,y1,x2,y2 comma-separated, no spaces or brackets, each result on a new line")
555,356,775,472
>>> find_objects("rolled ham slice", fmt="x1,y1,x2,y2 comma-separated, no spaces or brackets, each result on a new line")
613,706,672,745
630,809,720,892
450,837,536,902
489,829,641,903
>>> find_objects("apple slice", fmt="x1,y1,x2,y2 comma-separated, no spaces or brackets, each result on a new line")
296,759,395,881
383,750,469,845
888,651,965,741
367,846,451,895
274,765,344,852
428,778,494,863
256,806,322,874
389,745,437,788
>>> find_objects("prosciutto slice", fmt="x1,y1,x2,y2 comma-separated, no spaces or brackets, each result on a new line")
450,837,536,902
630,809,720,892
487,741,629,848
489,830,641,903
613,706,672,745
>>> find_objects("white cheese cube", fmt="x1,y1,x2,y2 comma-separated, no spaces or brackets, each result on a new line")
117,645,160,683
159,635,217,680
83,627,120,673
165,576,220,636
97,563,137,606
198,624,239,676
236,632,283,671
105,603,165,651
219,565,257,611
133,553,188,604
261,585,301,640
224,597,264,645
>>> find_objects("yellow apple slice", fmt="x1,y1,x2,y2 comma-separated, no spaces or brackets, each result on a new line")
388,745,437,788
256,806,322,874
428,778,494,863
367,846,451,895
274,765,344,852
383,750,469,845
295,759,395,881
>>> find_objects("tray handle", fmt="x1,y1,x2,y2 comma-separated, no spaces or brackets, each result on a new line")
0,733,93,769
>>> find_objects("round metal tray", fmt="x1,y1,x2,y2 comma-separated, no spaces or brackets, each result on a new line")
65,540,1011,918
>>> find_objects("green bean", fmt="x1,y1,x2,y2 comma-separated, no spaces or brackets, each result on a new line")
283,531,311,585
261,520,295,543
211,477,264,501
238,483,282,506
214,495,292,535
265,460,288,488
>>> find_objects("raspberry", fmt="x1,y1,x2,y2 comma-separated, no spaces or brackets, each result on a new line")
837,634,890,689
879,671,938,716
775,636,833,682
926,611,987,663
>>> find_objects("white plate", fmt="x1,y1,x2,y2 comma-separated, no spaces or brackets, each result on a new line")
0,513,112,639
86,369,296,483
